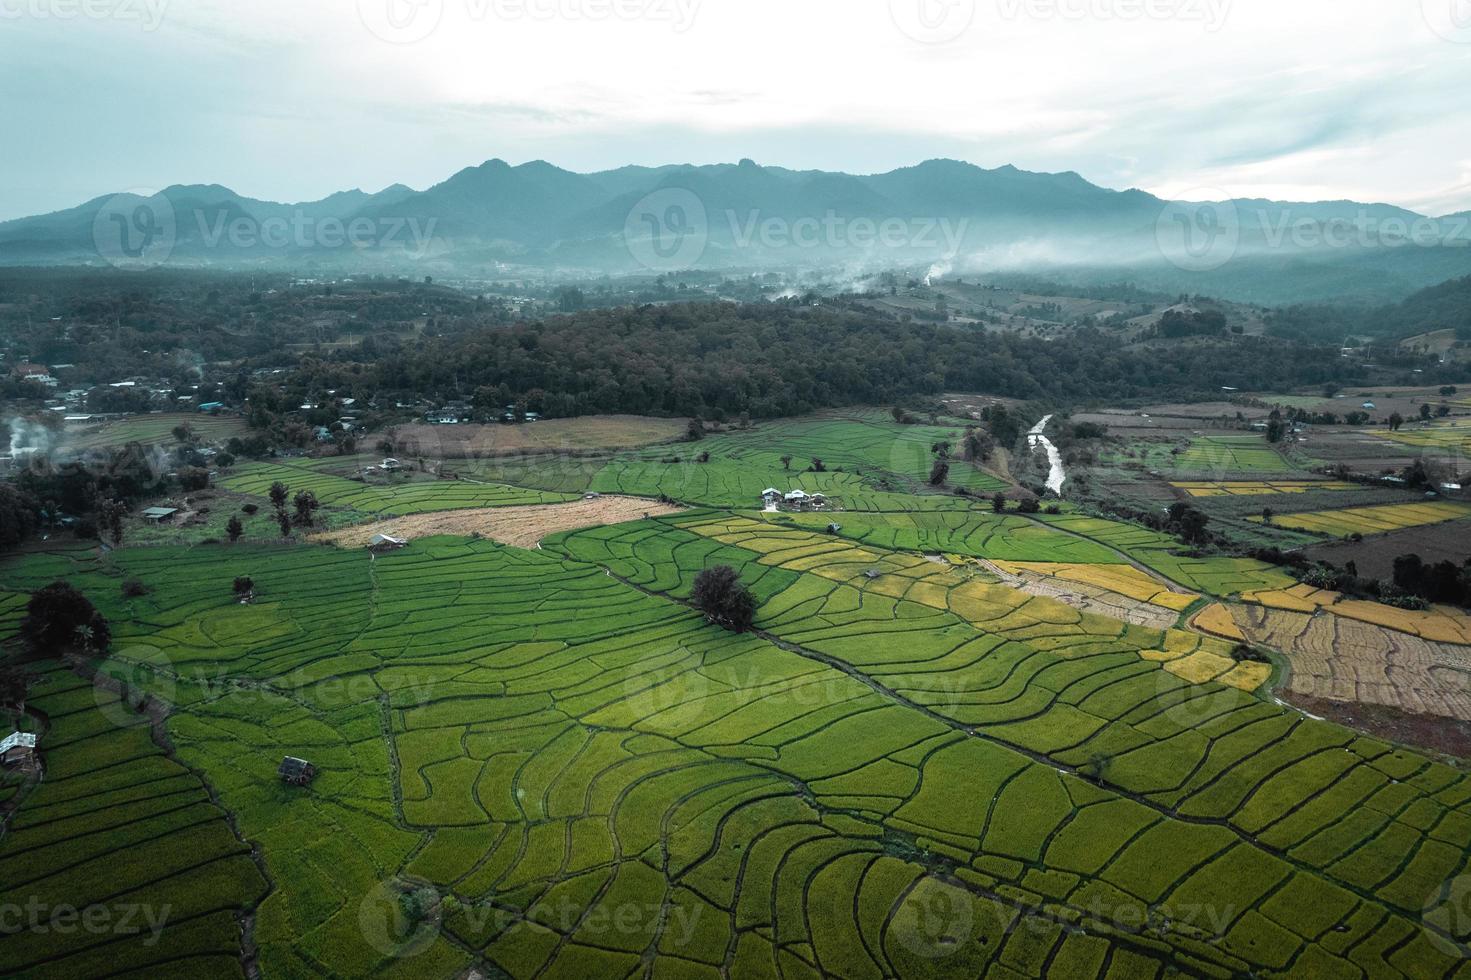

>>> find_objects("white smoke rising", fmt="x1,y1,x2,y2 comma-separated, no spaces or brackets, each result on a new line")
6,417,54,456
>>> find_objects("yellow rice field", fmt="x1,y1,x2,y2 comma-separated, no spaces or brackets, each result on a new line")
1251,500,1471,536
1172,480,1359,498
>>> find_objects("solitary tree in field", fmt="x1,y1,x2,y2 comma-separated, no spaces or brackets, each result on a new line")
780,455,793,471
991,493,1008,513
687,418,704,442
277,512,292,539
928,460,950,486
292,490,320,528
226,516,244,543
810,458,826,473
233,576,254,600
20,582,110,657
268,481,290,515
1389,413,1405,432
691,566,757,632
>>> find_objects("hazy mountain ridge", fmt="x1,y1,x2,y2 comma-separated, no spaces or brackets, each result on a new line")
1,158,1468,305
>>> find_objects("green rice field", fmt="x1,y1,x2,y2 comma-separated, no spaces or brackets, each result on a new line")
4,412,1471,978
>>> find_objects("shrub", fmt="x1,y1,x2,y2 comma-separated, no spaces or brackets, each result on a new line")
121,579,150,598
241,503,260,515
233,576,255,599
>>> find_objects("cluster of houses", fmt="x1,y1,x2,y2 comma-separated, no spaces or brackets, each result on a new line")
7,360,240,422
761,488,832,512
425,404,543,425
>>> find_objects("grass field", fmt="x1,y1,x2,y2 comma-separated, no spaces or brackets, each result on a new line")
5,411,1471,977
458,412,1011,510
1253,500,1471,537
389,415,689,458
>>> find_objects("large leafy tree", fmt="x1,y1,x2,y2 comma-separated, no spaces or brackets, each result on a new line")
691,566,757,633
20,582,111,656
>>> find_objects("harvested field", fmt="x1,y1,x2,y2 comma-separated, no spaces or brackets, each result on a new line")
312,495,684,549
1229,602,1471,722
388,415,688,458
1240,583,1471,643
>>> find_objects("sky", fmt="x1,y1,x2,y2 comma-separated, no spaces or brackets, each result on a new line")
1,0,1470,221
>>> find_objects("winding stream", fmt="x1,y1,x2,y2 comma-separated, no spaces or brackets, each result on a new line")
1028,415,1066,496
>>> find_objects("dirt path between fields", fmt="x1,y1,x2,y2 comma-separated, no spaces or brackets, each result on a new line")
312,495,683,550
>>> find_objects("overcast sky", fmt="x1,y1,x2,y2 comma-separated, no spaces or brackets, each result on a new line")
1,0,1469,221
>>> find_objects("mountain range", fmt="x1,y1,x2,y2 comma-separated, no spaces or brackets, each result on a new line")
2,158,1469,305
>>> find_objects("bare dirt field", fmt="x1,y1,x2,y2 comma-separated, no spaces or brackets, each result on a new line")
388,415,688,459
1281,692,1471,760
1303,519,1471,579
313,495,683,549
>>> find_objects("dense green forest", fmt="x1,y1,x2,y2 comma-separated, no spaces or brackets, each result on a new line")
1267,273,1471,344
287,302,1446,419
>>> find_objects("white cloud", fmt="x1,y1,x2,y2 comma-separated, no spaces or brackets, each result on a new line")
1,0,1468,219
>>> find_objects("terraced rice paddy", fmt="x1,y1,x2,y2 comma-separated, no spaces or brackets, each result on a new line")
1173,480,1361,498
1171,436,1297,474
6,412,1471,978
5,529,1471,976
1252,501,1471,537
1032,513,1299,596
222,460,577,516
62,413,248,450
